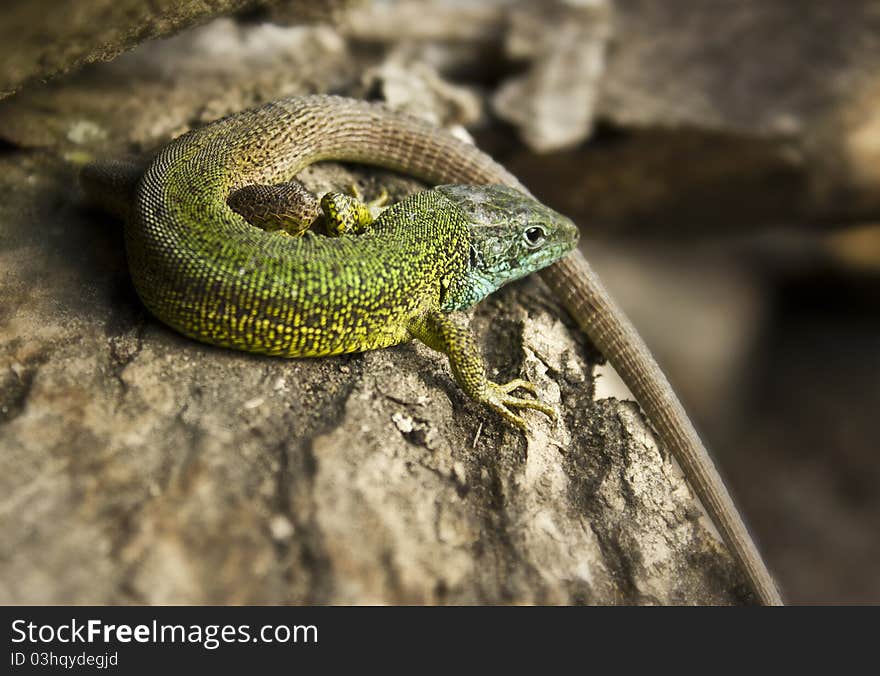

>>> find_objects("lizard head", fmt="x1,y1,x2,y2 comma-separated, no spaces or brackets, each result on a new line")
436,185,579,311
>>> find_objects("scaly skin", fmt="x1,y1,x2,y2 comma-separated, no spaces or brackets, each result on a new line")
81,94,782,605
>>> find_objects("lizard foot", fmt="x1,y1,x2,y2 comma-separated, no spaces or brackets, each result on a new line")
407,311,558,432
483,379,558,431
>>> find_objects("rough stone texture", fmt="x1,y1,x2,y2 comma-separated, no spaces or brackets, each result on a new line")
0,15,749,604
0,19,356,155
0,0,259,99
0,0,359,100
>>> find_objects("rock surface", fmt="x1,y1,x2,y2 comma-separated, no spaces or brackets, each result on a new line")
0,13,751,604
0,0,358,100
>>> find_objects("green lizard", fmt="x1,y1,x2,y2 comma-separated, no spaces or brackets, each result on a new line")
81,110,577,428
81,95,782,605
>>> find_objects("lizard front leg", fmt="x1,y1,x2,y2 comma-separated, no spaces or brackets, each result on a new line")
408,310,557,430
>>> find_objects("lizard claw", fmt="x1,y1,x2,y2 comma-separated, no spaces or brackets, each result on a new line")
483,379,558,431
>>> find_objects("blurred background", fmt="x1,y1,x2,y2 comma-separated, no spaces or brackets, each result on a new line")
1,0,878,603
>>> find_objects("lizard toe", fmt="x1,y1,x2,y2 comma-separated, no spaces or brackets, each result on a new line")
496,378,538,395
485,381,558,429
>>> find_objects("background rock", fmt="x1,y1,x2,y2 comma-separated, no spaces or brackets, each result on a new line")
0,0,359,100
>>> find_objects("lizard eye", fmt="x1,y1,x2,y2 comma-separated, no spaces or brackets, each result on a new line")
523,226,547,248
